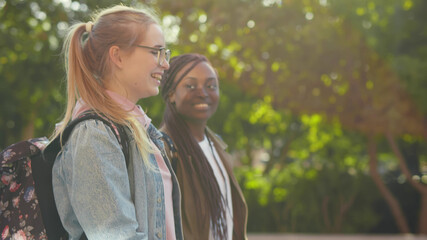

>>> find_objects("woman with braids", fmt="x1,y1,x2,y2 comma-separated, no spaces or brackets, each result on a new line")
51,5,183,239
160,53,248,240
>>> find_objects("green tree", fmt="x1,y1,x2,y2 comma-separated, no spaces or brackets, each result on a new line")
151,0,427,233
2,0,426,234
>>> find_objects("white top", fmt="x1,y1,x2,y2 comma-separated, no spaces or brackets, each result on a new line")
199,136,233,240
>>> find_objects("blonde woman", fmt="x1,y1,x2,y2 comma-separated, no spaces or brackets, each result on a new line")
51,5,182,240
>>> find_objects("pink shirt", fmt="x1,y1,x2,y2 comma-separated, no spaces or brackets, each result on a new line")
72,91,176,240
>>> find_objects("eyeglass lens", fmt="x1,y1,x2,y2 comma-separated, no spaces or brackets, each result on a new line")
159,49,171,65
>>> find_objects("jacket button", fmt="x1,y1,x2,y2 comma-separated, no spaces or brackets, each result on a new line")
157,197,161,203
157,232,162,238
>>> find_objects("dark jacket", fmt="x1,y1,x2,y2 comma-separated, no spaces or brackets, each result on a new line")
160,126,248,240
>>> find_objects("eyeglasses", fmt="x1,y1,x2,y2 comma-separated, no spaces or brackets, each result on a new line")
135,45,171,66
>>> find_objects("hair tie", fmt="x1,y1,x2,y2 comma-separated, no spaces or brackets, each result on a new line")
85,21,93,33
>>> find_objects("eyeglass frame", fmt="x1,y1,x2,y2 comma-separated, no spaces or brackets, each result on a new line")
134,45,171,66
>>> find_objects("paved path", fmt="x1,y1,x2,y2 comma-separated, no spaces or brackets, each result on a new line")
247,234,427,240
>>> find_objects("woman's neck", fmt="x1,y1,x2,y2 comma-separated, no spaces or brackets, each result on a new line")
186,122,206,142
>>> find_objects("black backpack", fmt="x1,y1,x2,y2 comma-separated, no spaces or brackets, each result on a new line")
0,112,129,240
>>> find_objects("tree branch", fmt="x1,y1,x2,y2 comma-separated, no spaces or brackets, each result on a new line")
367,134,410,233
385,131,427,194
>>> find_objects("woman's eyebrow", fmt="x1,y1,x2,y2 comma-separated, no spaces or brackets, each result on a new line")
152,44,165,48
183,76,198,81
182,75,217,82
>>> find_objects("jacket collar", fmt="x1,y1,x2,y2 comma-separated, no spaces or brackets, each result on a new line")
205,127,228,151
148,124,163,140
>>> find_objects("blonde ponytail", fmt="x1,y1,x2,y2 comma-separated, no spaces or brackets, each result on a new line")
53,5,160,167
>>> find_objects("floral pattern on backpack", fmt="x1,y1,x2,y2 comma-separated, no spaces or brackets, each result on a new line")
1,137,49,240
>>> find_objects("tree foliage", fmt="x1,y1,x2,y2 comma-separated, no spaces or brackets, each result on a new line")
1,0,426,234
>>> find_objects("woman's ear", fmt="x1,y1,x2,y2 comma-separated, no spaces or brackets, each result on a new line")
109,46,123,69
168,91,176,104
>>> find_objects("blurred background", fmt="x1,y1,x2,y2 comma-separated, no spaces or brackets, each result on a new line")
1,0,427,236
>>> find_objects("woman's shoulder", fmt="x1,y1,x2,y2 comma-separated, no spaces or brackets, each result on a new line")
56,119,127,169
158,126,173,144
158,125,168,135
66,119,122,148
158,127,179,163
206,127,228,150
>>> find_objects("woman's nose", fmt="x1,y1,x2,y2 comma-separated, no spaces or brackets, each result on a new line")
161,59,170,69
196,87,208,97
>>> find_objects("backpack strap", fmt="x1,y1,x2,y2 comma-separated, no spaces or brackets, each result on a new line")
75,112,130,167
39,113,129,240
44,112,130,168
160,132,178,171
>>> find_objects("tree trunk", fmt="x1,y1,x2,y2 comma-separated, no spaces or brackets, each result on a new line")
333,195,355,233
419,193,427,234
322,196,331,231
321,195,355,233
367,135,411,233
386,132,427,234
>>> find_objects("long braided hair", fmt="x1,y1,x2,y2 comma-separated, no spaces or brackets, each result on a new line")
160,54,228,239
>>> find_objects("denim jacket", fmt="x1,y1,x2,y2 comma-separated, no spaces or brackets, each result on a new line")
52,120,183,240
